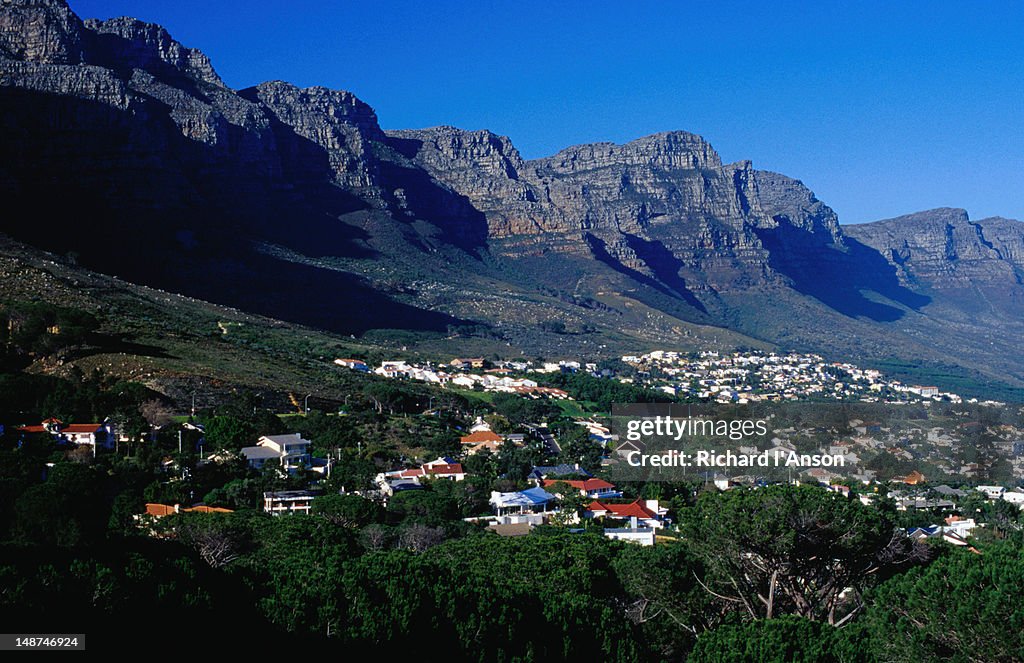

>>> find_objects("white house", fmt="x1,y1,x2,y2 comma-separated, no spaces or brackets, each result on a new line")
603,522,656,546
263,490,321,516
1002,491,1024,506
489,487,556,516
334,358,369,372
241,433,312,472
16,418,115,448
375,361,411,378
977,485,1006,500
382,457,467,482
942,517,978,538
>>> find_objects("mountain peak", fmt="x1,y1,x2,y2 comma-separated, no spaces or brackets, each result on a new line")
243,80,384,140
864,207,970,228
82,16,224,87
533,130,722,173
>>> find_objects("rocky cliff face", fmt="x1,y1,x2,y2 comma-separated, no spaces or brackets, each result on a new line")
241,81,385,190
387,127,844,292
0,0,391,206
846,208,1024,289
0,0,85,64
0,0,860,300
0,0,469,334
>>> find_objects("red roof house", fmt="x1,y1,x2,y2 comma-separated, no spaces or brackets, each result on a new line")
460,430,504,455
389,458,467,481
542,477,620,498
584,498,664,528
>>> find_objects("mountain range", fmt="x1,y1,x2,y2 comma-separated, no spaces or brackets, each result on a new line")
2,0,1023,397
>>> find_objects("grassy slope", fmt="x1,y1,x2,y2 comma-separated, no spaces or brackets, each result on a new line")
0,236,384,405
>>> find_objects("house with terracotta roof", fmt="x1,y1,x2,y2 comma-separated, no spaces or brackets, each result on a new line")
145,503,179,518
144,503,234,517
451,357,486,369
584,498,665,529
892,470,926,486
460,429,505,455
542,477,621,499
137,503,233,534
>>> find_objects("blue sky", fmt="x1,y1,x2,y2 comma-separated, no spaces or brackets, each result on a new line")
72,1,1024,224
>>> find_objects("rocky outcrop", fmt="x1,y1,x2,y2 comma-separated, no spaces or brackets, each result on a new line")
242,81,385,190
845,208,1024,289
0,0,492,335
0,0,85,64
387,126,843,292
83,16,224,87
0,59,129,107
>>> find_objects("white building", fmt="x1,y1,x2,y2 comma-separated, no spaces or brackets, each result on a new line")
263,490,321,516
977,485,1006,500
241,433,312,472
603,523,656,546
489,487,556,516
16,418,116,448
1002,491,1024,506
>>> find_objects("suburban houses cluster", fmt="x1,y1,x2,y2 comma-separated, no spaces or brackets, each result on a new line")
335,357,572,399
620,350,970,404
336,349,986,407
11,347,1024,550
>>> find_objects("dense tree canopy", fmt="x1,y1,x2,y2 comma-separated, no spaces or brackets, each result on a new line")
864,541,1024,662
681,485,928,624
689,616,870,663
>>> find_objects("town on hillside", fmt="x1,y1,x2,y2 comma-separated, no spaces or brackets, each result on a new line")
4,338,1024,658
341,350,977,404
8,348,1023,542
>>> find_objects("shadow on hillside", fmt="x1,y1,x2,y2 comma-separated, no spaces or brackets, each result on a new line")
0,88,476,336
623,233,708,313
754,224,930,321
168,250,470,335
74,335,175,361
382,135,491,254
584,233,708,313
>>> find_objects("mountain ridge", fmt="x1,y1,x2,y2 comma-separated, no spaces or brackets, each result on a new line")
2,0,1024,395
